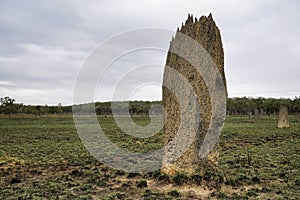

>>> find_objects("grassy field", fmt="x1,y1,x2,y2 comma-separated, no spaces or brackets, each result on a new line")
0,115,299,199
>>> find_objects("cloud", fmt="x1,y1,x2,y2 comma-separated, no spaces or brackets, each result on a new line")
0,0,299,104
0,81,15,87
0,43,86,105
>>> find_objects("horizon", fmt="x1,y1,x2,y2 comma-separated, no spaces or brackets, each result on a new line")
7,95,300,107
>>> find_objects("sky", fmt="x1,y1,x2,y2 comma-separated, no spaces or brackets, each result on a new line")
0,0,299,105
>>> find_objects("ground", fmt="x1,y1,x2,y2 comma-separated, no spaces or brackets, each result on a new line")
0,115,299,199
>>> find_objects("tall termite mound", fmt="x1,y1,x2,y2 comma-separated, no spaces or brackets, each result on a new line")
277,105,289,128
161,14,227,176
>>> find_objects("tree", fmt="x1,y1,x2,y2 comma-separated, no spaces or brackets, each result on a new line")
0,96,15,105
292,97,300,116
0,96,16,118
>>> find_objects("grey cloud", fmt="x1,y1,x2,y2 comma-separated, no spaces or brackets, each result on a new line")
0,0,299,104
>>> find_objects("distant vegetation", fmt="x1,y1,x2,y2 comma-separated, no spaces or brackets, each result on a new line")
227,96,300,116
1,96,300,116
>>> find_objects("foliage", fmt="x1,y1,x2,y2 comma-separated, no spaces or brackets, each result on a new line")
0,96,16,115
1,96,300,117
227,97,299,115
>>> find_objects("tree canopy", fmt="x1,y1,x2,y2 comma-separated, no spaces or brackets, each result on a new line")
0,96,299,116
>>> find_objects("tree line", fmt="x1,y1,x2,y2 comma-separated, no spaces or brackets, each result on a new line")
227,97,300,116
0,97,72,116
1,96,300,116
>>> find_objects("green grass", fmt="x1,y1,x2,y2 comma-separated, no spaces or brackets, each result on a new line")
0,115,299,199
219,115,300,199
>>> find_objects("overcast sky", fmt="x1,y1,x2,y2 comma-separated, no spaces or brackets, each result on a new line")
0,0,299,105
